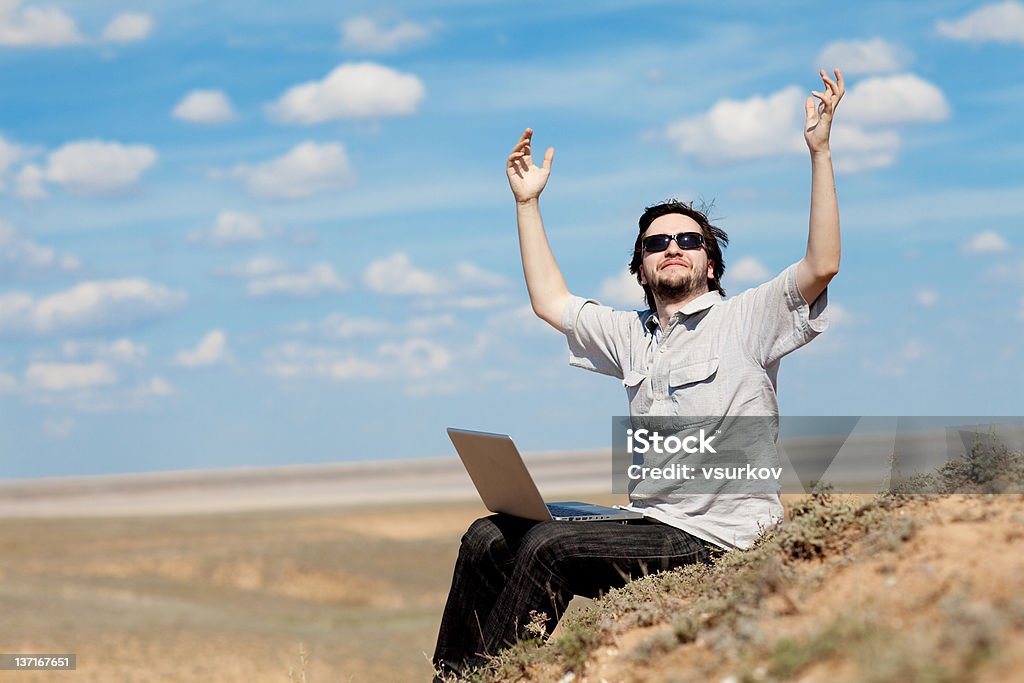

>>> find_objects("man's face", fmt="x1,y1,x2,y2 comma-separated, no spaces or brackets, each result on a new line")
639,214,714,304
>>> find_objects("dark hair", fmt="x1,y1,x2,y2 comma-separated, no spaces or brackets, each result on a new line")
628,199,729,310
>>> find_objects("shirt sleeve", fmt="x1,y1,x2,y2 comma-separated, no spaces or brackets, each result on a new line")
562,295,637,380
731,262,829,367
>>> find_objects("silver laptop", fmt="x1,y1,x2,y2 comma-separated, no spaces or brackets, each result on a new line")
448,427,644,522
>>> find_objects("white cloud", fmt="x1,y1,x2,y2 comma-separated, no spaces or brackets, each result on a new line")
0,292,33,328
900,339,927,361
512,303,550,329
665,86,806,162
0,0,82,47
0,222,80,279
247,262,348,298
319,312,389,339
364,252,446,295
0,133,25,167
229,141,355,199
62,338,147,365
340,16,434,53
936,1,1024,44
842,73,951,127
915,289,938,306
222,258,349,298
289,311,455,340
379,337,451,378
105,338,147,364
729,256,772,284
0,133,33,188
831,125,901,172
20,351,173,410
863,338,928,377
15,163,46,199
598,270,644,308
141,375,174,396
44,140,157,195
816,38,911,75
265,342,388,381
189,211,266,246
0,370,15,392
363,253,508,299
175,330,229,368
267,62,425,124
469,305,560,371
0,279,186,337
26,361,117,391
102,12,153,43
436,294,515,310
265,334,453,383
663,74,947,171
826,302,852,327
173,89,236,124
963,230,1010,254
791,301,856,357
409,313,458,335
454,262,510,288
219,255,287,279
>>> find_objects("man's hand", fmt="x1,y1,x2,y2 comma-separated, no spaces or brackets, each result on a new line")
804,68,844,154
507,128,554,204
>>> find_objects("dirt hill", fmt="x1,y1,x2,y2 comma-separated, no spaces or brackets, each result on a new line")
463,455,1024,683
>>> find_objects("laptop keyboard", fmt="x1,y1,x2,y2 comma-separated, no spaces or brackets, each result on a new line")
546,504,600,518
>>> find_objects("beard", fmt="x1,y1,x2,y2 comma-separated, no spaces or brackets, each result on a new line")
649,264,706,304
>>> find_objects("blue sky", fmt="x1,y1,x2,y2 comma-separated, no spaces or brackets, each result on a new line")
1,0,1022,478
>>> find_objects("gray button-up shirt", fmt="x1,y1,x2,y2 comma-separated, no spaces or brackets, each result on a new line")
563,262,829,549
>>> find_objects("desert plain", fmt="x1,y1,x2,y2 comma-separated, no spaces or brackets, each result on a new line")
5,435,1024,682
0,451,613,682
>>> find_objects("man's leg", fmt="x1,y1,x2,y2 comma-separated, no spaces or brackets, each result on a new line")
432,514,538,678
481,520,715,654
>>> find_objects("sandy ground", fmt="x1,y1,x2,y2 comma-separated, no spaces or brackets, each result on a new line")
0,452,620,682
0,450,613,518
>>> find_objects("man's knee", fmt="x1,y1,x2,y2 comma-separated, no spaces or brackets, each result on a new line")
457,515,517,568
517,522,573,570
461,513,542,558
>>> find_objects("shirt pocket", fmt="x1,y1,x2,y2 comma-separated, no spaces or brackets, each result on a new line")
668,356,722,416
621,370,650,414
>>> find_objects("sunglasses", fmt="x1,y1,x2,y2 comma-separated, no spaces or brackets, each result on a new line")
641,232,705,253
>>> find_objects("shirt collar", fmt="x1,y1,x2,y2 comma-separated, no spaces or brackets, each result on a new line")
643,290,725,333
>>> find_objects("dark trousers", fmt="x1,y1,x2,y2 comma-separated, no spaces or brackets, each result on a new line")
432,514,717,678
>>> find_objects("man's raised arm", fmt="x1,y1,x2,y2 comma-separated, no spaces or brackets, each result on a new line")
797,68,845,305
507,128,570,331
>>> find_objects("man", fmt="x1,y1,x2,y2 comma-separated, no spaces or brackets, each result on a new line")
433,68,844,679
